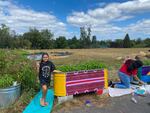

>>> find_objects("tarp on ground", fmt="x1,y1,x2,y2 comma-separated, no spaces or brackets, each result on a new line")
23,89,54,113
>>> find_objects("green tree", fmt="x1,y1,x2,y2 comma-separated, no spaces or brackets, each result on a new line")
99,40,108,48
55,36,67,48
123,33,131,48
40,29,54,49
23,28,54,49
23,28,42,49
79,27,87,48
91,35,98,48
115,39,123,48
79,27,92,48
0,24,12,48
105,40,112,48
132,38,145,48
86,27,92,48
68,36,80,49
143,38,150,47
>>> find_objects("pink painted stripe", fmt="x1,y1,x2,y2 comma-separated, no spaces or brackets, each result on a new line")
66,80,104,87
66,77,104,83
66,78,103,85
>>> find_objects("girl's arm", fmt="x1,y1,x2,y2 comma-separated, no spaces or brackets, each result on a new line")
132,69,145,84
133,75,145,84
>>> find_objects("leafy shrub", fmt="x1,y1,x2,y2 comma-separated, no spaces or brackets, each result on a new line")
0,49,38,89
143,59,150,66
57,60,106,72
18,64,37,89
0,74,14,88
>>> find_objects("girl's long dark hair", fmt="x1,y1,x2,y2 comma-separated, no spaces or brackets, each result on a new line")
126,59,143,72
40,52,49,63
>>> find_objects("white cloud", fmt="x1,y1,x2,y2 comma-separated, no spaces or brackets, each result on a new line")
68,0,150,26
0,1,68,37
1,0,149,40
124,19,150,35
67,0,150,39
92,19,150,40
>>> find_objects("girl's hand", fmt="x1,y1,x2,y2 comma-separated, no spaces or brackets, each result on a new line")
134,75,145,85
139,80,145,85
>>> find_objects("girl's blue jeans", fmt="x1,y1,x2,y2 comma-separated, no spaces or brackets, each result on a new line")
115,71,133,88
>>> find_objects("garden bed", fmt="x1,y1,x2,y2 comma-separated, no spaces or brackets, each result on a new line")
53,61,108,96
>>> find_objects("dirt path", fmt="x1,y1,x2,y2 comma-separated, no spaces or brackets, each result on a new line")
56,94,150,113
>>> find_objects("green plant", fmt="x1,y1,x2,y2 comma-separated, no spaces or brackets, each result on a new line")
0,49,38,89
18,64,38,89
0,50,7,74
0,75,14,88
143,59,150,65
57,60,106,72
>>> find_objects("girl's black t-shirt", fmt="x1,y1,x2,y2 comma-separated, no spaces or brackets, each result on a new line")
39,61,55,82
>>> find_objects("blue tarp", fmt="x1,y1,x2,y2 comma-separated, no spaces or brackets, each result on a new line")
23,89,54,113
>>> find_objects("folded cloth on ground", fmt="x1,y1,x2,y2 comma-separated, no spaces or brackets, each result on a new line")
109,85,150,97
108,87,133,97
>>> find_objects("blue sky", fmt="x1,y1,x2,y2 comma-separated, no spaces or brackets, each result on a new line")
0,0,150,40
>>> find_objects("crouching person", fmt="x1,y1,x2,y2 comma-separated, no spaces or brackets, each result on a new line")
111,56,145,88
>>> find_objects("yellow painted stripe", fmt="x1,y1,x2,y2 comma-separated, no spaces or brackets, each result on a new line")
104,69,108,89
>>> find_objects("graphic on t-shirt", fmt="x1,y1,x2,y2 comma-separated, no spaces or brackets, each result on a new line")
42,66,50,78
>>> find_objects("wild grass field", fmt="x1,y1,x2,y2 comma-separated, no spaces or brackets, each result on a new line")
28,48,149,65
28,48,150,80
1,48,150,113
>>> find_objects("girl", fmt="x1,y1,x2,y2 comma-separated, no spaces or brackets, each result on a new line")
39,53,55,106
110,57,145,88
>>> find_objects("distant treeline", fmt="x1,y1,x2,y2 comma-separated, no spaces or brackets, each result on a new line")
0,24,149,49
